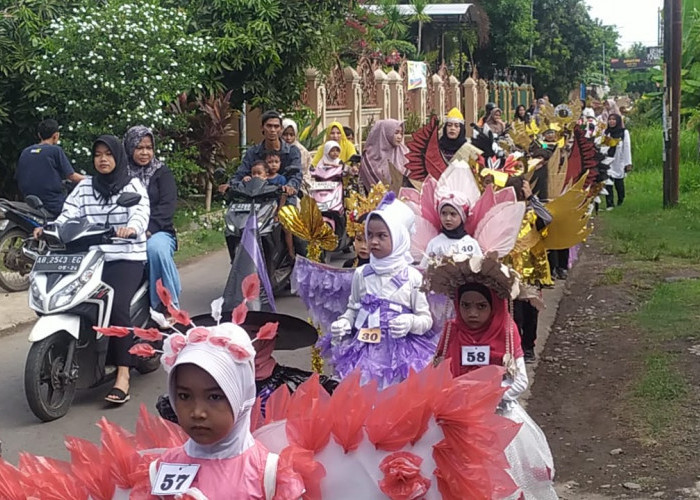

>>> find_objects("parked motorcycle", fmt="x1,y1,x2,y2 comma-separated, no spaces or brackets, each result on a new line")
222,177,294,308
24,193,160,422
0,199,47,292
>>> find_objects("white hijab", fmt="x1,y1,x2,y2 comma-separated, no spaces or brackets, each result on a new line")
168,323,256,459
319,140,342,167
366,195,415,275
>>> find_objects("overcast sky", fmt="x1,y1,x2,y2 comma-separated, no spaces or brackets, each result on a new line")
584,0,663,49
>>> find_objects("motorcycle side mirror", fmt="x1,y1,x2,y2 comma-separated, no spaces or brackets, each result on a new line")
348,154,361,164
213,167,227,183
116,192,142,208
25,195,44,210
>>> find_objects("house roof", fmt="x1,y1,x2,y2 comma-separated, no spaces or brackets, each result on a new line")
364,3,475,28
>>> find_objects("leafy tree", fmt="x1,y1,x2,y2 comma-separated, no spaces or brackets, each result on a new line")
472,0,535,73
410,0,431,55
530,0,619,102
0,0,79,197
34,0,214,170
166,0,352,111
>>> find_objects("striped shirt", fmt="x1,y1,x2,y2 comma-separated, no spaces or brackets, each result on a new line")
55,177,150,262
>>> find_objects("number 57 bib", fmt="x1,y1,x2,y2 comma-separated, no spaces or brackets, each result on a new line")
152,463,200,496
461,345,490,366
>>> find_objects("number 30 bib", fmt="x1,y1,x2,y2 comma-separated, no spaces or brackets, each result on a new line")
461,345,490,366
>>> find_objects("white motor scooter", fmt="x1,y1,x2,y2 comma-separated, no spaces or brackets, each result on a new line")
24,193,160,422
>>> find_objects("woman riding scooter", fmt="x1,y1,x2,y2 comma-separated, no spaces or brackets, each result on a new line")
34,135,150,405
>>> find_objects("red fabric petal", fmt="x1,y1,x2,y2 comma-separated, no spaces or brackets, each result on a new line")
65,436,115,500
242,273,261,302
18,452,86,500
135,404,187,450
279,446,326,500
285,374,332,453
405,115,448,181
365,368,436,451
97,418,149,490
156,279,173,309
93,326,131,338
128,343,157,358
255,322,279,341
264,385,292,425
0,459,26,500
378,451,431,500
188,327,210,343
232,302,248,325
133,327,163,342
167,304,192,327
329,370,376,453
208,335,229,348
169,334,186,354
227,342,252,361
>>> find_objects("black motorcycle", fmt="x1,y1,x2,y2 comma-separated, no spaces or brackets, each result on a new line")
221,177,294,310
0,199,48,292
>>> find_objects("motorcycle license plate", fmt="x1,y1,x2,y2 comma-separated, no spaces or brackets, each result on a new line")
310,181,337,191
232,203,254,212
33,254,84,273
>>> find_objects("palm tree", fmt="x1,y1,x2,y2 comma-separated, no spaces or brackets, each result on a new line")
379,0,408,41
410,0,431,55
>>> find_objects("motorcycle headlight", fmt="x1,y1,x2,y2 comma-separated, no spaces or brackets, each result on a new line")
49,259,98,309
50,278,83,310
30,281,43,309
0,220,7,231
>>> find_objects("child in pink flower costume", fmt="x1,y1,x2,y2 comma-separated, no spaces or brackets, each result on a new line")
149,321,305,499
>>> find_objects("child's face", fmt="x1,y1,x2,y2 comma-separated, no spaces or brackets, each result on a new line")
459,291,492,330
329,126,342,142
354,232,370,260
328,147,341,161
439,205,462,231
266,155,281,175
174,364,235,445
250,165,266,179
367,217,392,259
544,130,557,142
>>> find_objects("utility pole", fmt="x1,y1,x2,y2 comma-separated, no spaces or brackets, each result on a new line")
664,0,681,207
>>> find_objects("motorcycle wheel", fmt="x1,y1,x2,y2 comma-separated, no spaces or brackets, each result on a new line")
24,332,77,422
0,228,31,292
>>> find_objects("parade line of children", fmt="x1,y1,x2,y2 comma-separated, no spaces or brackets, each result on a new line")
1,102,611,499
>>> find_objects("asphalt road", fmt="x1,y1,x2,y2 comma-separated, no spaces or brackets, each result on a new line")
0,249,314,463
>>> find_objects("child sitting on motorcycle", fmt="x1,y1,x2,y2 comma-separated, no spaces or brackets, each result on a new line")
262,150,287,187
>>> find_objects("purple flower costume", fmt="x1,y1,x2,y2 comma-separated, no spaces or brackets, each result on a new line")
317,265,439,389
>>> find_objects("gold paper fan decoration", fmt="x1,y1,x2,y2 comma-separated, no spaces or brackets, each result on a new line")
542,175,592,250
279,196,338,262
510,121,535,151
345,183,388,238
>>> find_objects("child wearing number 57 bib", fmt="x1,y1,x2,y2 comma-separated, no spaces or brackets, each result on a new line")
320,193,436,390
434,278,557,499
149,322,304,499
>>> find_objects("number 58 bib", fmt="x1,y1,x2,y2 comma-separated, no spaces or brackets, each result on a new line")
461,345,490,366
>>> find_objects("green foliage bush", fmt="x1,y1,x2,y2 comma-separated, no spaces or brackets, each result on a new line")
34,0,214,170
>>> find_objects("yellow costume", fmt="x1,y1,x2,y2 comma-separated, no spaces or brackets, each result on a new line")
311,121,357,165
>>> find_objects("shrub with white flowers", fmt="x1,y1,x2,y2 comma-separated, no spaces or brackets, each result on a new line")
34,0,213,169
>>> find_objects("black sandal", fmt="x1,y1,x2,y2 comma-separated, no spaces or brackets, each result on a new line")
105,387,130,404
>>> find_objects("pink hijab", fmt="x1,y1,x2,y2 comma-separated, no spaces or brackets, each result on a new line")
360,119,408,190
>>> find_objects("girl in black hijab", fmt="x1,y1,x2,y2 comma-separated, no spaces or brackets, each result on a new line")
92,135,131,203
603,114,632,209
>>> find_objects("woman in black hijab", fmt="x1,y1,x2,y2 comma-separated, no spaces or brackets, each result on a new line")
48,135,151,404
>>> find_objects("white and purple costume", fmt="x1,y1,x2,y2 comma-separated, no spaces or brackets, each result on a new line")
318,195,437,389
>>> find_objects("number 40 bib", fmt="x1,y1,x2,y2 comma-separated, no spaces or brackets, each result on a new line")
461,345,490,366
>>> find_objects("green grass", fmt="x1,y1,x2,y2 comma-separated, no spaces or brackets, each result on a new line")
598,266,624,285
172,197,226,265
601,126,700,261
600,124,700,437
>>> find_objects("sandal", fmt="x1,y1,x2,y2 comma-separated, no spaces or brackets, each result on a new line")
105,387,130,404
